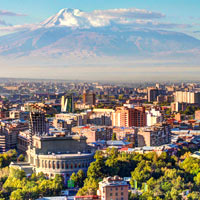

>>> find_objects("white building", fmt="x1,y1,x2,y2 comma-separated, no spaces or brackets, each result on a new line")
146,108,163,126
175,91,200,104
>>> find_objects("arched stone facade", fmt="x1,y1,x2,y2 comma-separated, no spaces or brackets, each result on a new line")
30,153,94,183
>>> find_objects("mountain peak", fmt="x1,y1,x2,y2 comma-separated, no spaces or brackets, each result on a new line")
40,8,112,28
40,8,86,28
58,8,81,14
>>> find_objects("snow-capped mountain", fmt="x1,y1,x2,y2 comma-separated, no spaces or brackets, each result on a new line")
40,8,88,28
0,8,200,59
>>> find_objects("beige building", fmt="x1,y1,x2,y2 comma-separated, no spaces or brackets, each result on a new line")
112,106,146,128
113,127,136,142
0,120,28,153
97,176,129,200
137,123,171,147
175,91,200,104
195,110,200,120
26,134,94,183
72,126,113,143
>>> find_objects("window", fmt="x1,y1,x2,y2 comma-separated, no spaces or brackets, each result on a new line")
57,162,60,169
110,193,112,196
116,187,118,190
53,161,55,169
116,193,118,196
121,192,123,196
61,161,65,169
121,187,123,190
49,161,52,168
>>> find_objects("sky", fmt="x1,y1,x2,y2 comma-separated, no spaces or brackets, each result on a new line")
0,0,200,37
0,0,200,81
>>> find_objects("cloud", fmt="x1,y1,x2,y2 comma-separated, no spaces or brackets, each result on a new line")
117,19,192,29
0,7,192,33
0,10,26,17
0,24,33,32
90,8,165,19
77,8,165,27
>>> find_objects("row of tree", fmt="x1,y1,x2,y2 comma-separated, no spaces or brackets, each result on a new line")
0,150,64,200
76,148,200,199
0,150,17,168
0,168,64,200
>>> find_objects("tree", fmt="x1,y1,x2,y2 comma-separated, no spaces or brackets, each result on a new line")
194,172,200,186
130,160,152,187
77,170,86,188
70,172,78,187
181,157,200,175
17,154,25,162
10,189,24,200
112,132,117,140
87,159,106,179
187,192,200,200
76,178,98,196
0,150,17,168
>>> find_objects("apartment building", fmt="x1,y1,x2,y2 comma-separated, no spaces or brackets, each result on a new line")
112,105,146,127
97,176,129,200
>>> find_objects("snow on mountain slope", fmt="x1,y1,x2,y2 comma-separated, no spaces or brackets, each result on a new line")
0,8,200,59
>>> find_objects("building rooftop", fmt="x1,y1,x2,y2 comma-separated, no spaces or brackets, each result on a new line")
100,176,128,187
38,152,94,159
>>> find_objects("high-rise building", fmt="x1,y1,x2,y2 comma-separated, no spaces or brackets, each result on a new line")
147,87,165,102
83,91,96,106
112,105,146,127
175,91,200,104
29,112,49,146
147,87,159,102
61,94,74,113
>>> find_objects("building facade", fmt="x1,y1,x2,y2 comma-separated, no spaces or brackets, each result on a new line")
175,91,200,104
72,126,113,143
0,120,28,153
97,176,129,200
26,134,94,183
61,94,74,113
112,106,146,127
83,91,96,106
146,108,163,127
137,123,171,147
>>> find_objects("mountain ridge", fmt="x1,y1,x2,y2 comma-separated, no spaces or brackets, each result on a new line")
0,8,200,59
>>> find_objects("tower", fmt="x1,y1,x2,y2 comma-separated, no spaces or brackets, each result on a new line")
29,112,49,147
83,90,96,106
61,94,74,113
